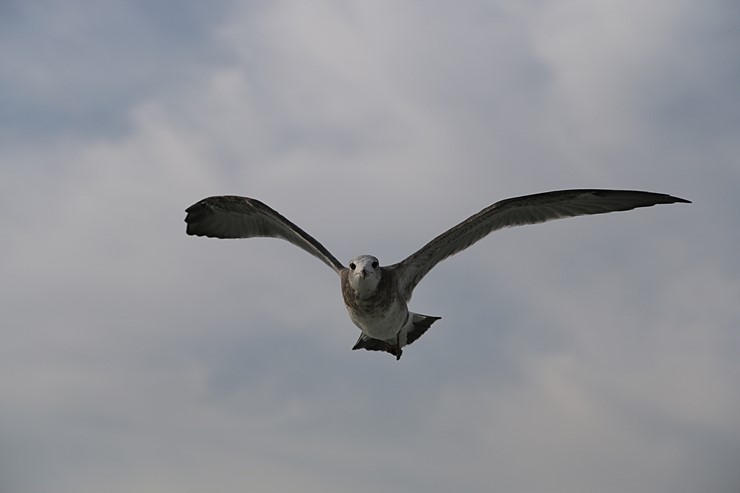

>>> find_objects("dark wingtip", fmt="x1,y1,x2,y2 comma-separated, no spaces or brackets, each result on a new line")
589,190,691,205
185,223,204,237
184,202,206,236
649,192,691,204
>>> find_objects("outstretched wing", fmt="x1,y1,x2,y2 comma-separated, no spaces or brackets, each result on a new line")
388,189,690,300
185,195,345,274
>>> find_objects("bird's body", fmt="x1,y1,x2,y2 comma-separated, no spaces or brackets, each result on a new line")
339,256,440,359
341,256,406,341
185,189,690,360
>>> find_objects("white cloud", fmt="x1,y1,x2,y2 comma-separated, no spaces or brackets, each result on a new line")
1,1,738,492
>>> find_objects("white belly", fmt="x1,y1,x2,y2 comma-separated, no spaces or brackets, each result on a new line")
347,300,410,340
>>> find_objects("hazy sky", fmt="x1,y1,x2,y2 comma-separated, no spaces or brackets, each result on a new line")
1,1,739,492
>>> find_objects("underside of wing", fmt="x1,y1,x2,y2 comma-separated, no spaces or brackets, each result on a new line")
185,195,345,274
389,189,690,300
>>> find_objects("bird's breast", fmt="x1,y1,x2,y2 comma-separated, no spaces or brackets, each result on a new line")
341,269,408,339
345,298,409,340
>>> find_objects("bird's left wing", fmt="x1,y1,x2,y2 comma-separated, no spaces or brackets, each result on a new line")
388,189,690,300
185,195,345,274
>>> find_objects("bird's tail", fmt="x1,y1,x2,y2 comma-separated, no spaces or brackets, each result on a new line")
351,313,441,360
405,313,441,346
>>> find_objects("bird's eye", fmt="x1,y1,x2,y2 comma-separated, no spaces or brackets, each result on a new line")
372,260,379,269
349,262,356,270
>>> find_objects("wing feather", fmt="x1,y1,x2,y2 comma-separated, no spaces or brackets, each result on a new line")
185,195,345,274
388,189,690,300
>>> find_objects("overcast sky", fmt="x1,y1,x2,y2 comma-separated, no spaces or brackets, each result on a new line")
1,1,739,492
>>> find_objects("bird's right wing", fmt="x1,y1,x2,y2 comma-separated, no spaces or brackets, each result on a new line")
185,195,345,274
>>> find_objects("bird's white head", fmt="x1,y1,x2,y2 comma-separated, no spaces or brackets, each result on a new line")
347,255,381,293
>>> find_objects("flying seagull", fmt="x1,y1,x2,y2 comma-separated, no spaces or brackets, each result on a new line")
185,189,689,360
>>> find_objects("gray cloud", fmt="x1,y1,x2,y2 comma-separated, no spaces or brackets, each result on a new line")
1,0,738,492
0,0,234,142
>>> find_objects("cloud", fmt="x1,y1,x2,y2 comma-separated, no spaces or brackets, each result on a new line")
0,0,233,142
1,1,738,492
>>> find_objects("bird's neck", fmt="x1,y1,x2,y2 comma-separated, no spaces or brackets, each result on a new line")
349,275,380,298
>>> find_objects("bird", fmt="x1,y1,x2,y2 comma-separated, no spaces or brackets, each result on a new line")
185,189,690,360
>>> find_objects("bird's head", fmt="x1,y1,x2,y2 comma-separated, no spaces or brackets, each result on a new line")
347,255,381,292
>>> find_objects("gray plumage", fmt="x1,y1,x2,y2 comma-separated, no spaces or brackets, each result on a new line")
185,195,344,273
185,189,690,359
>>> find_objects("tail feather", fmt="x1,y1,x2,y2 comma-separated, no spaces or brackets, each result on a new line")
406,313,441,345
351,313,441,360
352,335,387,352
351,334,403,360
